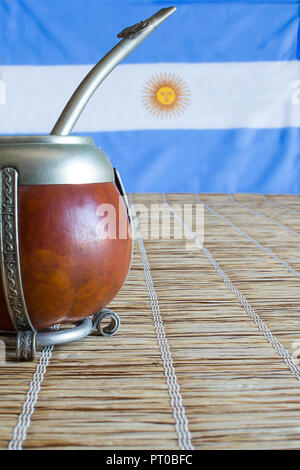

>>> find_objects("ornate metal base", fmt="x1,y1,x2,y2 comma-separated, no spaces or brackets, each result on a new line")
0,308,120,361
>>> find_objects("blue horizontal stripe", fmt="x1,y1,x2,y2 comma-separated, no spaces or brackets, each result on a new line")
0,0,298,65
76,128,300,194
133,1,300,3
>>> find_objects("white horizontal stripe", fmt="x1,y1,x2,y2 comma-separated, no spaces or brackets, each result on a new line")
0,62,299,133
0,80,6,105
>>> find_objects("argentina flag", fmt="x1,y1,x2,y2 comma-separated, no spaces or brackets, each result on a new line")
0,0,299,193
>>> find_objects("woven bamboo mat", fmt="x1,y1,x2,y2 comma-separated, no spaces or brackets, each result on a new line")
1,193,300,449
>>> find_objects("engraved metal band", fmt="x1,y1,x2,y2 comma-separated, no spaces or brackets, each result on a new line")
0,167,36,360
17,330,36,361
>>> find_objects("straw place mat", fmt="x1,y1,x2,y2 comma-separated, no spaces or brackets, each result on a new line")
1,193,300,449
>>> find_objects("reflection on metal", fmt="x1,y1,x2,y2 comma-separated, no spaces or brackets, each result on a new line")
0,167,36,360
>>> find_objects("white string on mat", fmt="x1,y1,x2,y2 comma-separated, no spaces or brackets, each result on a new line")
8,327,58,450
196,194,300,280
262,194,300,215
229,193,300,240
163,194,300,383
129,195,194,451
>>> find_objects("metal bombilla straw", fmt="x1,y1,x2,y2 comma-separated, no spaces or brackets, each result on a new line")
51,7,176,136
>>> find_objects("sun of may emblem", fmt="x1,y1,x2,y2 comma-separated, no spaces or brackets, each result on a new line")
142,73,190,118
